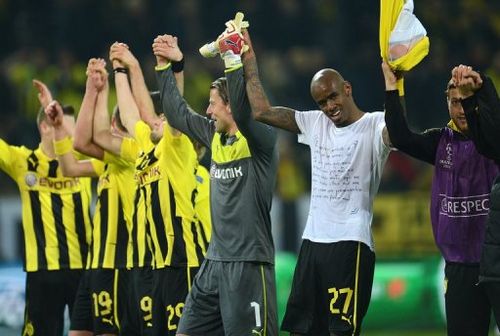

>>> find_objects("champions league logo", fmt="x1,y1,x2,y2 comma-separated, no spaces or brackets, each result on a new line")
24,173,38,187
439,143,453,169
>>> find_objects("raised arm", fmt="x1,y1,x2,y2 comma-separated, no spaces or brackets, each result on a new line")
153,34,214,148
241,30,300,134
73,59,105,159
32,79,53,109
381,61,439,164
91,59,124,156
45,101,97,177
452,64,499,120
453,64,500,161
109,49,141,138
226,65,277,150
109,42,161,129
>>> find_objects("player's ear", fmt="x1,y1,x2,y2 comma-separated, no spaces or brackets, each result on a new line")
343,81,352,97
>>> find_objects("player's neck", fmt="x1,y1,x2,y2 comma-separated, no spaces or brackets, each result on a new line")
227,123,238,137
346,103,365,124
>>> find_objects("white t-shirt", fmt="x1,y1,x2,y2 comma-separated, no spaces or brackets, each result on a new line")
295,110,390,251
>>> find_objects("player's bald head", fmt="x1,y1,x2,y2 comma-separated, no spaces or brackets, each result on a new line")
310,69,344,94
310,68,348,103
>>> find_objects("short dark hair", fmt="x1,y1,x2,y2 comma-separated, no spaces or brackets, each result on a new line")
210,77,229,104
36,104,75,126
445,80,456,97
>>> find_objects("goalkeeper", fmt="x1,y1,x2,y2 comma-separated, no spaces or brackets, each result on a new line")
152,12,279,336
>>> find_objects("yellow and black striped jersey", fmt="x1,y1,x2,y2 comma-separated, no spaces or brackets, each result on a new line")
0,139,94,272
194,165,211,248
88,137,139,270
133,120,204,268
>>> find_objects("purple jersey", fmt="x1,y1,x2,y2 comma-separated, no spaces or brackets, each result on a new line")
431,128,500,263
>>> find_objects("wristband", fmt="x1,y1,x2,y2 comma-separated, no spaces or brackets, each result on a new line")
113,67,128,74
54,137,73,155
172,58,185,73
155,63,172,72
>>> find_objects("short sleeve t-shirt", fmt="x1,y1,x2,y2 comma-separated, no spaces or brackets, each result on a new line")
295,110,390,250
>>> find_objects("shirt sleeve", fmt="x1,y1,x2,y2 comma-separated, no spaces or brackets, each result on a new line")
226,68,277,153
134,120,155,153
0,139,26,178
90,158,106,176
155,67,215,148
294,110,321,146
385,90,440,164
119,137,140,163
372,112,392,160
462,75,500,162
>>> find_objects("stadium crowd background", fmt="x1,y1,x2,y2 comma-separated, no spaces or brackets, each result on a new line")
0,0,498,256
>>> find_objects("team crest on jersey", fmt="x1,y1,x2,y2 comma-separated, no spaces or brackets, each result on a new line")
24,172,38,187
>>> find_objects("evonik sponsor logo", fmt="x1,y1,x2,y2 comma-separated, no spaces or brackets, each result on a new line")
210,164,243,180
25,173,81,190
135,166,161,185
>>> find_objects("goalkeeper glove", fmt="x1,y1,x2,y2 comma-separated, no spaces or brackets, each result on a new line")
199,12,249,69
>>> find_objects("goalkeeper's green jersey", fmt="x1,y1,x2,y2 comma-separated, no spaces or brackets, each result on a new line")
156,66,278,264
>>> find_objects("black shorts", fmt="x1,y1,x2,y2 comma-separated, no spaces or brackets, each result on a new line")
127,266,153,336
70,269,132,335
70,271,92,332
281,240,375,336
23,269,83,336
151,266,199,336
89,269,122,334
445,262,491,335
178,260,278,336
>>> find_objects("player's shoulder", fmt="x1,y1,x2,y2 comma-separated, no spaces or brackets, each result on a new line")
0,138,31,154
296,109,323,118
365,111,385,120
358,111,386,128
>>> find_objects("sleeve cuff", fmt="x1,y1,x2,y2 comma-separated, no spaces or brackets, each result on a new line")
155,63,172,72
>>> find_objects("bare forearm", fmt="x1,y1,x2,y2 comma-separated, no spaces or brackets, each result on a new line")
115,73,140,136
53,134,99,177
58,154,97,177
54,125,70,141
93,89,123,155
243,55,299,133
129,62,157,125
93,90,111,138
74,90,98,154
